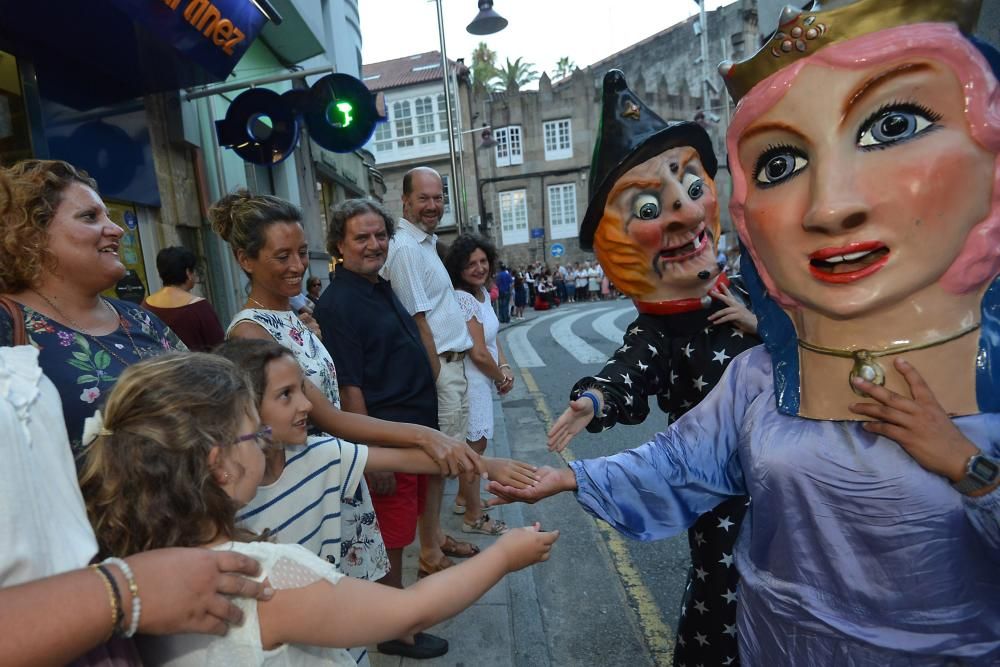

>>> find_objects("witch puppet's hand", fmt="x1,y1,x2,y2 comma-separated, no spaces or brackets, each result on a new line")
483,457,539,490
486,465,577,506
548,396,596,453
848,357,980,483
708,283,758,334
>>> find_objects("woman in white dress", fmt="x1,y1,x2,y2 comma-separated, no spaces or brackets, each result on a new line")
445,235,515,536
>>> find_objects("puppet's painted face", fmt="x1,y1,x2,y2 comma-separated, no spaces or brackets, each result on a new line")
596,146,720,301
736,58,995,320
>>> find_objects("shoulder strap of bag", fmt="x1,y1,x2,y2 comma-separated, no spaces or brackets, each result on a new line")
0,296,28,346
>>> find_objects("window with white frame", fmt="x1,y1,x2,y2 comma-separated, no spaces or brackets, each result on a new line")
548,183,578,240
498,189,528,245
414,96,435,145
374,118,392,152
543,119,572,160
494,125,523,168
436,94,450,142
392,100,414,147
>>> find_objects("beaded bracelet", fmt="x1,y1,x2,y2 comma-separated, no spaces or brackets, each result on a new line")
580,391,601,418
104,557,141,638
89,564,122,641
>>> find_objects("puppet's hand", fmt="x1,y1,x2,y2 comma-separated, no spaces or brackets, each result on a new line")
548,395,598,452
708,283,757,334
848,358,980,484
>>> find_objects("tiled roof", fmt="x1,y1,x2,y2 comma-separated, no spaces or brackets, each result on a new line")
362,51,456,92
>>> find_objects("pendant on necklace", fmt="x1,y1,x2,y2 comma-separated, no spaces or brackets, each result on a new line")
848,350,885,396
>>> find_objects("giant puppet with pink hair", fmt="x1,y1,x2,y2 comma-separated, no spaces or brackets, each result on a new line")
488,1,1000,662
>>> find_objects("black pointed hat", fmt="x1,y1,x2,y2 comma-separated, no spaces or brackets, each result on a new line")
579,70,718,251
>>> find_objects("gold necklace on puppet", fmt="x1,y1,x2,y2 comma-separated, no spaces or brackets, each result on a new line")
797,322,980,395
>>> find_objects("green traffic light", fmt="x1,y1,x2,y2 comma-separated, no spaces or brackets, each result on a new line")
326,100,354,128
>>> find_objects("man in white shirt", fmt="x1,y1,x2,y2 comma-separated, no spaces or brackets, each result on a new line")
381,167,479,576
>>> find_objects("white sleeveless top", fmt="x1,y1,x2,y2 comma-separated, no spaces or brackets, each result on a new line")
136,541,356,666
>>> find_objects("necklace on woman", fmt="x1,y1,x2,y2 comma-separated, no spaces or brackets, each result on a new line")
31,289,142,367
798,322,980,396
246,294,318,359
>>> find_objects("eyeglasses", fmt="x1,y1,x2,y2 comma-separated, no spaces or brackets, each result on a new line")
233,425,274,450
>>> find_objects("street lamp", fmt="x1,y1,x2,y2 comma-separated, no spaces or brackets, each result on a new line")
434,0,507,234
467,0,508,35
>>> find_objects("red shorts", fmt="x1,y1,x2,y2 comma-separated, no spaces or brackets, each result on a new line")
368,473,427,549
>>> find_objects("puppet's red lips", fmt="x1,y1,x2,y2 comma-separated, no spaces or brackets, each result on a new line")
809,241,890,283
658,228,709,263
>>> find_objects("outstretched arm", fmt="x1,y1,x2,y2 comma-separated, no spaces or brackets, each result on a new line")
258,525,559,649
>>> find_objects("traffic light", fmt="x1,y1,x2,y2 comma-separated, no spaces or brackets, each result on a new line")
304,73,383,154
215,73,385,165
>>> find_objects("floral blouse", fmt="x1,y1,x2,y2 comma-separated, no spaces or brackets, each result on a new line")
228,308,340,407
0,299,184,460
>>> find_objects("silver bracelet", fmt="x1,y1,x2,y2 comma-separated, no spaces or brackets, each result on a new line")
498,363,511,371
104,557,141,638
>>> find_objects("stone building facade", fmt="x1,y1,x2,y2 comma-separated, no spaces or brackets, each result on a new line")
467,0,757,269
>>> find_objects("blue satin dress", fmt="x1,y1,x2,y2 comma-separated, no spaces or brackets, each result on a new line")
572,346,1000,664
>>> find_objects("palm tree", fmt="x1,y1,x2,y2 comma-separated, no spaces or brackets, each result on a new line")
470,42,499,94
494,57,540,92
553,56,576,81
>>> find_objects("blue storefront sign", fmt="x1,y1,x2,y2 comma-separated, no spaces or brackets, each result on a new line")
551,243,565,258
110,0,270,80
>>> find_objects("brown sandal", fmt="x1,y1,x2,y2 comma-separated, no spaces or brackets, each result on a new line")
417,555,455,579
440,534,480,559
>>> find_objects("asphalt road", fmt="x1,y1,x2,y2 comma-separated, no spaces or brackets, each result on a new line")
497,299,692,667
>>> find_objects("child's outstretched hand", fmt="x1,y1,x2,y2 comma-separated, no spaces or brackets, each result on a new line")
483,456,539,490
495,522,559,572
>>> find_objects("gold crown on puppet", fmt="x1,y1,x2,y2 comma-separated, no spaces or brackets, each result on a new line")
719,0,983,102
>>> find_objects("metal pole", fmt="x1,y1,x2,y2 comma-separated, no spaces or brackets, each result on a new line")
435,0,464,234
184,66,334,101
698,0,711,116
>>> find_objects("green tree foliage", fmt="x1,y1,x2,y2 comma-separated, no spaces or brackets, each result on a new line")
495,56,540,91
470,41,499,94
553,56,576,81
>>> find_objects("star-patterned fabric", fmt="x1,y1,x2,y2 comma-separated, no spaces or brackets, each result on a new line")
570,291,760,666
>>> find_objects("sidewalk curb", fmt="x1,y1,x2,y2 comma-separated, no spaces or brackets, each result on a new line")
490,396,552,667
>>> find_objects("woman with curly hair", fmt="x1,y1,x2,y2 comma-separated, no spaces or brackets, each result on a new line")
0,159,183,456
443,234,515,536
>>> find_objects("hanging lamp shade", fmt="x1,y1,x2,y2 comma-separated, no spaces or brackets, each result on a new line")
467,0,508,35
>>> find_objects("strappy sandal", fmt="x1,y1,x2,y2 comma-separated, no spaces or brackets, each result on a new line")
461,513,509,536
440,534,480,558
416,555,454,579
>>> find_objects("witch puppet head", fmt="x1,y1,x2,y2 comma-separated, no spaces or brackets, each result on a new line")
579,70,724,304
722,0,1000,420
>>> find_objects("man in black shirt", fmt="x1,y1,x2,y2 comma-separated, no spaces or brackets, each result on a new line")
314,198,448,660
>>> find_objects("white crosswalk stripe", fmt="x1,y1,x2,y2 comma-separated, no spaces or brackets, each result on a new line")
504,304,636,368
551,309,616,364
593,304,637,343
505,311,562,367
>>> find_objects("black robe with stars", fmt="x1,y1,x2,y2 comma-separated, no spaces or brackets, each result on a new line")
571,286,760,667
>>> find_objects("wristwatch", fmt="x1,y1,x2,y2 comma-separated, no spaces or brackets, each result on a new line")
952,452,1000,495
